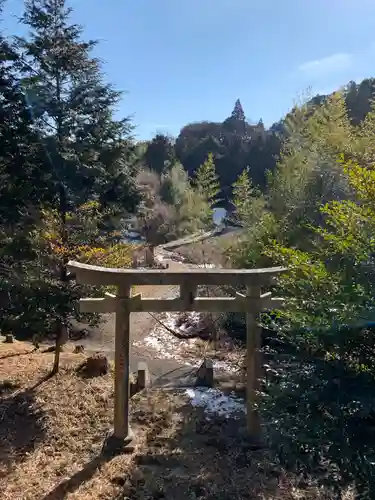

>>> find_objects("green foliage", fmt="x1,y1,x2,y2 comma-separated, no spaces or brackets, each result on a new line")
175,108,275,196
160,162,209,235
194,153,221,228
267,92,353,246
223,88,375,497
230,98,245,121
135,161,213,246
231,166,265,227
143,133,175,174
227,94,375,498
172,80,375,205
0,26,53,231
0,4,57,339
17,0,140,213
228,92,356,273
264,101,375,336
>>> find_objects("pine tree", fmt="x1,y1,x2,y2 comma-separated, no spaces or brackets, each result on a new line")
16,0,140,372
0,1,55,339
194,153,221,228
232,167,264,227
231,99,245,121
17,0,139,216
0,0,53,234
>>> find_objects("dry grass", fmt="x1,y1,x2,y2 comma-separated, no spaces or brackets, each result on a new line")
0,340,343,500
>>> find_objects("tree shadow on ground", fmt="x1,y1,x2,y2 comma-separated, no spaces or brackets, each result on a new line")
122,399,292,500
40,445,128,500
0,381,47,477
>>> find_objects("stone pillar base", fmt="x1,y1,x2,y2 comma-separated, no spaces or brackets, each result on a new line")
102,427,135,455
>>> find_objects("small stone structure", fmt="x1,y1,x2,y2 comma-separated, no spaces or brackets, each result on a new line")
136,361,150,391
132,246,155,268
132,246,169,269
130,362,150,397
196,359,214,387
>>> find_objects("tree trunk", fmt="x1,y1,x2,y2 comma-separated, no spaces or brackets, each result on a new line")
52,323,68,374
52,66,68,375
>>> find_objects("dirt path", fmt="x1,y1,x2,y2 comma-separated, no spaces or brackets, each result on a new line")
75,250,198,383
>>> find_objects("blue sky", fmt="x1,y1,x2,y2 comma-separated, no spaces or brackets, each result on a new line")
3,0,375,139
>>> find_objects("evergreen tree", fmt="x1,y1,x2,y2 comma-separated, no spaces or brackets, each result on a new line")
231,98,245,121
231,167,264,227
222,98,249,142
144,133,175,174
0,0,53,239
17,0,139,217
15,0,140,371
0,0,56,339
194,153,221,228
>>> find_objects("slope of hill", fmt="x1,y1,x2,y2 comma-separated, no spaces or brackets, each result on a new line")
142,78,375,201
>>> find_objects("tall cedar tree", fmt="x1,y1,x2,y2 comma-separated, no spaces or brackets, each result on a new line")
0,1,54,335
231,98,245,121
0,28,52,244
16,0,139,371
17,0,139,227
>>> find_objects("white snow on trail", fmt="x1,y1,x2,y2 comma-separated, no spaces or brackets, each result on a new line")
132,247,242,373
133,311,241,373
185,387,245,418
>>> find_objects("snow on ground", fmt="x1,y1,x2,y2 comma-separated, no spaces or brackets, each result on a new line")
134,312,201,367
185,387,245,418
132,247,242,372
133,311,242,373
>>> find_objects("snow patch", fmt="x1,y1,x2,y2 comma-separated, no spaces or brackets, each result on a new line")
134,312,200,367
134,312,240,373
185,387,245,418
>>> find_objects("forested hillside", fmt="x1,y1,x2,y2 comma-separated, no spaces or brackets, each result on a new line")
142,79,375,202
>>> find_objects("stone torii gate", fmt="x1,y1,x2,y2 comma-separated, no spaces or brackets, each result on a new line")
68,261,286,449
